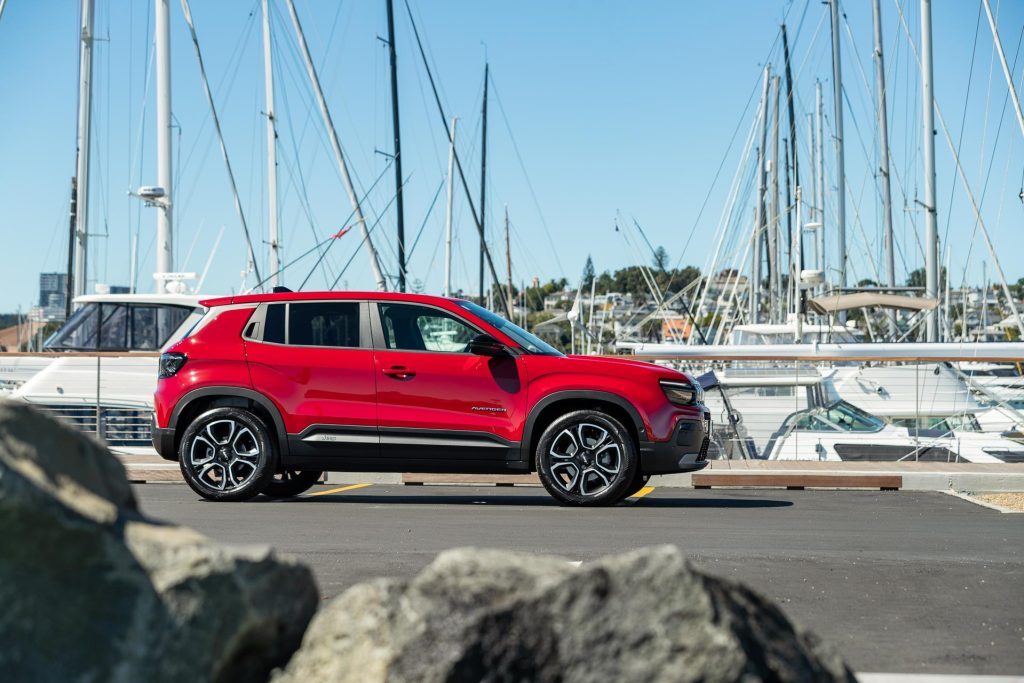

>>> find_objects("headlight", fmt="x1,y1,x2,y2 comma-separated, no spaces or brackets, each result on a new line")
660,379,703,406
158,352,187,379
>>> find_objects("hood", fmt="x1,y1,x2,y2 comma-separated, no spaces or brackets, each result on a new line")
565,354,693,383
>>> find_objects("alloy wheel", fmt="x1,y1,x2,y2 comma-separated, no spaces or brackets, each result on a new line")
547,422,623,497
189,418,261,492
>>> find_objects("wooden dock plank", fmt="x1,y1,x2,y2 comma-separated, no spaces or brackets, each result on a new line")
692,473,902,490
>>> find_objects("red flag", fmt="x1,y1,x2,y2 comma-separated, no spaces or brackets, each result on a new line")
332,226,351,239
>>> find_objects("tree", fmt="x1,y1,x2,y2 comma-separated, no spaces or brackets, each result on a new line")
1010,277,1024,301
581,255,595,290
653,246,669,272
906,267,947,291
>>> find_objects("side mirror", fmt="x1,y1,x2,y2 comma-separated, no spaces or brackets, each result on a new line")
468,333,507,357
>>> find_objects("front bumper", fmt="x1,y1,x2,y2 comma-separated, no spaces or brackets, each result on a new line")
151,413,177,461
639,413,711,475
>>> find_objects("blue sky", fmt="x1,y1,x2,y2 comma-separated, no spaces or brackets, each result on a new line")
1,0,1022,313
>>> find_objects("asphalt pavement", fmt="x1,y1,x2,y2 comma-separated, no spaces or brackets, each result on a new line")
134,484,1024,676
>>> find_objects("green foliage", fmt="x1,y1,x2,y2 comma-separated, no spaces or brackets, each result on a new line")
1010,277,1024,301
581,256,595,290
906,266,947,290
652,246,669,272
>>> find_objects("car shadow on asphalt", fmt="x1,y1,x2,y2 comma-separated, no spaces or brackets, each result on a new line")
263,491,795,509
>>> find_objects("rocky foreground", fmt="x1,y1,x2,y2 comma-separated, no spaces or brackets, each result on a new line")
0,401,855,682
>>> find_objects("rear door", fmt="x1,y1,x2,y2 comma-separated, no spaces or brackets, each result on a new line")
370,301,526,465
244,300,379,463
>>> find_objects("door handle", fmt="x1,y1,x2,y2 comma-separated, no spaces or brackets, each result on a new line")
382,365,416,379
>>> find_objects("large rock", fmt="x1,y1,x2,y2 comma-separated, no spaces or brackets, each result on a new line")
278,546,855,683
0,400,319,683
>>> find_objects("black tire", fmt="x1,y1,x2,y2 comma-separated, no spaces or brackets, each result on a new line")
621,472,651,499
178,407,277,502
262,470,323,499
536,409,638,506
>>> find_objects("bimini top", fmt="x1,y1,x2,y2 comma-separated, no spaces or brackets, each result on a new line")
808,292,939,315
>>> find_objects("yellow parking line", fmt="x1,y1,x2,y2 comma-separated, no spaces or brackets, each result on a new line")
627,486,655,503
305,483,372,498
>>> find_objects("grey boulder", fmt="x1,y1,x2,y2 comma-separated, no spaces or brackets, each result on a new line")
0,400,319,683
277,545,855,683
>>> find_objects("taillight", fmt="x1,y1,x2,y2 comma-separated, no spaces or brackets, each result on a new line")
158,352,187,379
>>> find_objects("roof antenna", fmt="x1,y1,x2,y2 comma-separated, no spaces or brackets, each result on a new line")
272,286,293,294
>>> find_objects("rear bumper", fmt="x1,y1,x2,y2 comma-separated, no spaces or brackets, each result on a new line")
639,414,711,475
151,413,177,461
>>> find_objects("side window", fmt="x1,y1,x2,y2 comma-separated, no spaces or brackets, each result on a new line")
288,302,361,347
264,304,286,344
378,303,476,352
98,304,129,350
131,306,160,350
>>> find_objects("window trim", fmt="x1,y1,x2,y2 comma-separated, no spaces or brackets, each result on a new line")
369,301,497,355
246,301,372,350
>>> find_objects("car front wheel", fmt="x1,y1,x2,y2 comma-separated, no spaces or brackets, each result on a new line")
536,409,638,506
178,407,277,502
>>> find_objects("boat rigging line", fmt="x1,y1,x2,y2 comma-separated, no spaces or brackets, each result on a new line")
402,0,511,317
179,0,264,289
284,0,388,291
249,158,395,293
891,0,1024,338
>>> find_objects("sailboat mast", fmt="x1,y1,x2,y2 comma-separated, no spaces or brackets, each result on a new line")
262,0,281,286
385,0,406,291
769,75,781,323
828,0,848,317
65,179,77,317
750,65,770,324
815,80,825,282
505,205,513,319
781,24,800,195
479,62,489,303
920,0,939,341
872,0,897,337
982,0,1024,140
443,117,458,297
73,0,95,299
155,0,174,293
285,0,386,290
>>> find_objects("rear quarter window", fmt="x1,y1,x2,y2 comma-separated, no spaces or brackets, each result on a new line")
264,304,286,344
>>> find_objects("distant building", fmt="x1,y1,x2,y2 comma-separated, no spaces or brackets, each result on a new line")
38,272,67,320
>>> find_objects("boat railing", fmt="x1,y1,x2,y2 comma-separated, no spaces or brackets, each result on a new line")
1,351,162,448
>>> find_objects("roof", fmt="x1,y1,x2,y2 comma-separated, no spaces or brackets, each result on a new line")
199,290,461,309
807,293,939,314
74,293,206,307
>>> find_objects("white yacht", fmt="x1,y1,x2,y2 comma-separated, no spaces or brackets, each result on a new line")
702,365,1024,463
12,293,205,453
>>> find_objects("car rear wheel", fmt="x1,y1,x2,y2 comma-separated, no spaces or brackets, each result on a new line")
536,409,638,506
261,470,323,499
178,407,276,502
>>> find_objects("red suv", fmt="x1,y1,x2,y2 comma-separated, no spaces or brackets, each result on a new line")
152,291,709,506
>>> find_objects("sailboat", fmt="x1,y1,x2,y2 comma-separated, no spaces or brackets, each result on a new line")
621,1,1024,461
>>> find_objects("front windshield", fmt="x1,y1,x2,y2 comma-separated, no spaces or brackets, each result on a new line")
822,400,885,432
457,300,563,356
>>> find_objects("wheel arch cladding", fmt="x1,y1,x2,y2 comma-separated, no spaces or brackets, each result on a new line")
523,391,645,470
170,387,289,458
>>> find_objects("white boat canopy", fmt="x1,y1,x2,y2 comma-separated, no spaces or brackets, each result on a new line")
807,293,939,315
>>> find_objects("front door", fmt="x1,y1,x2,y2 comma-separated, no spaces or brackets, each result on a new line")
371,302,526,464
245,300,378,462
